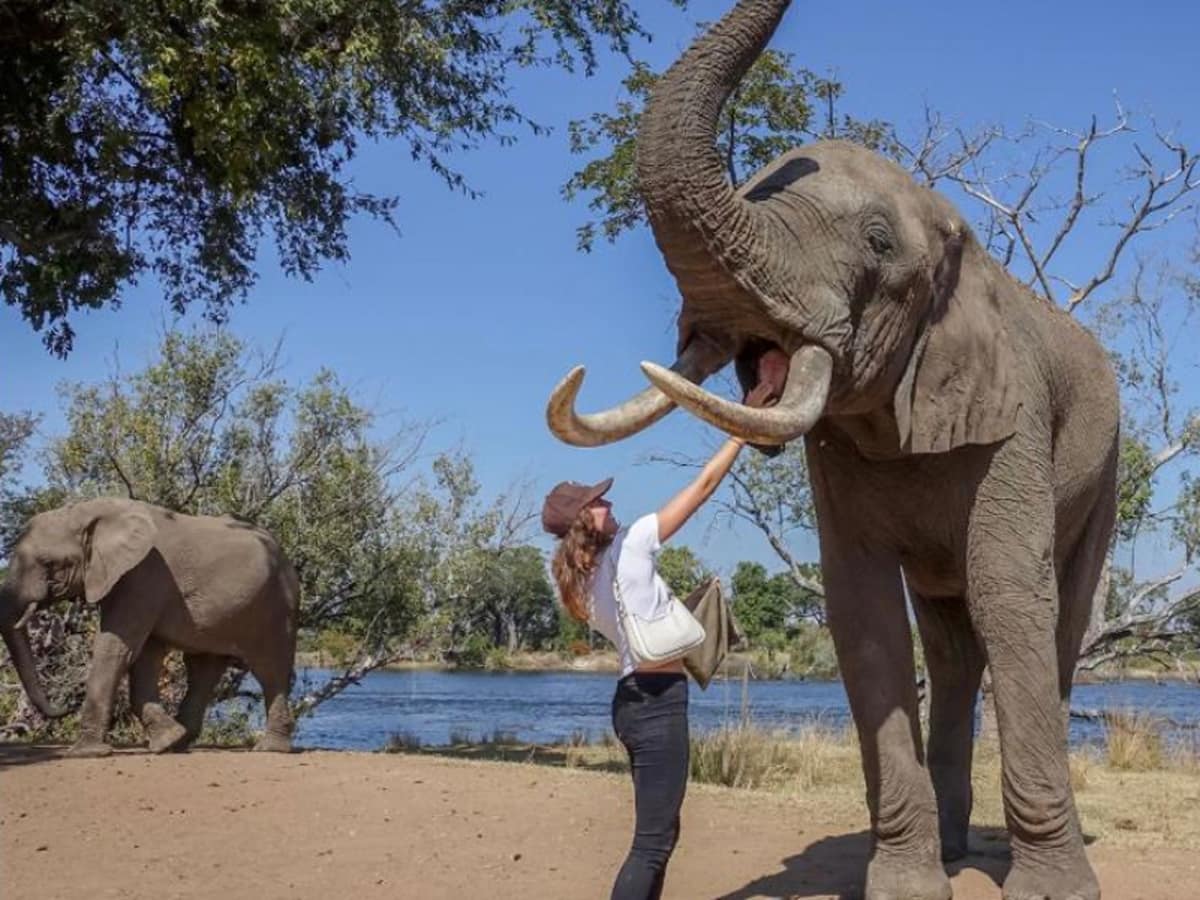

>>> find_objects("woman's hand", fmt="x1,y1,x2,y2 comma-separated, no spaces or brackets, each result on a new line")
743,381,777,409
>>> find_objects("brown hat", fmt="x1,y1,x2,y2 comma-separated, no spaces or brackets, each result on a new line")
541,477,613,538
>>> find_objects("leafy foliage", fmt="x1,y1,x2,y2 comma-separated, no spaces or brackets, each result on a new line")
1116,435,1156,542
0,411,38,487
731,560,821,641
656,544,712,597
0,0,689,354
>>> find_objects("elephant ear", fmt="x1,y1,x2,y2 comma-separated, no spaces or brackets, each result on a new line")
80,502,158,603
894,225,1021,454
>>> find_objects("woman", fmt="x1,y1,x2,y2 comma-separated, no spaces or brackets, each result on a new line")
543,384,773,900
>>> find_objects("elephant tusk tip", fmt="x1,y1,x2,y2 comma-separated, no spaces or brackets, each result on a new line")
639,361,668,378
550,365,587,398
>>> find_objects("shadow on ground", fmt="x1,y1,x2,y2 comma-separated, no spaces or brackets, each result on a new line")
715,826,1100,899
715,827,1014,899
0,743,66,768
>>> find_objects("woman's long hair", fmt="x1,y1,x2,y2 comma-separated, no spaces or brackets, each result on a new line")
551,508,613,623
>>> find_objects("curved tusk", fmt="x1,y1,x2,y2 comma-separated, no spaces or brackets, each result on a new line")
641,344,833,445
546,337,731,447
14,602,38,632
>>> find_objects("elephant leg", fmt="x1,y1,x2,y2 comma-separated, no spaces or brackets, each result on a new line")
1054,477,1117,720
968,462,1098,900
128,637,187,753
911,590,985,863
247,654,294,753
69,607,154,758
823,551,949,900
175,653,228,748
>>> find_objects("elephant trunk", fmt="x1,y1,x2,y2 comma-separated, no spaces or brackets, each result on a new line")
1,620,68,720
635,0,850,357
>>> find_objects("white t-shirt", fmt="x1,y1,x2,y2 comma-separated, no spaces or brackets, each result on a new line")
587,513,675,676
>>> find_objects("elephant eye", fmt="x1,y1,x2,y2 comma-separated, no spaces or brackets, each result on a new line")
865,225,894,257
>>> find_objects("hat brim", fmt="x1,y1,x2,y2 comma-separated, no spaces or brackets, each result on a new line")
580,476,614,507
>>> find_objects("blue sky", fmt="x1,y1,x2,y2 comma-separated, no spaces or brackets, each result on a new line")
2,0,1197,579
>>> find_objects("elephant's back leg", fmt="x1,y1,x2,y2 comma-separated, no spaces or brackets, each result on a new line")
176,653,229,748
243,645,294,753
1054,445,1118,709
911,591,985,862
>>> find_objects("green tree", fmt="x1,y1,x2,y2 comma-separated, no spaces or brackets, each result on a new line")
656,544,711,597
460,545,557,654
1,0,691,355
0,411,38,488
395,450,540,660
730,560,821,641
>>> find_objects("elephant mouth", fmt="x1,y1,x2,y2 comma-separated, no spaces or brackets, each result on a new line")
736,339,793,400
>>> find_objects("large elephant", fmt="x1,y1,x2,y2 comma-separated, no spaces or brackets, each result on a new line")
1,498,298,757
546,2,1118,899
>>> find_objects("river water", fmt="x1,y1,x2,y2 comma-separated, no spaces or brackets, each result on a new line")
284,668,1200,752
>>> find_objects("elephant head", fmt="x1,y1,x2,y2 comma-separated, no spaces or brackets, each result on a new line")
0,498,157,719
547,0,1018,453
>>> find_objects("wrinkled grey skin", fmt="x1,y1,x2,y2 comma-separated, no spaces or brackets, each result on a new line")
1,498,298,757
546,2,1118,899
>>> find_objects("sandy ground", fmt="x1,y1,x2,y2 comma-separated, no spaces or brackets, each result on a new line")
2,745,1197,900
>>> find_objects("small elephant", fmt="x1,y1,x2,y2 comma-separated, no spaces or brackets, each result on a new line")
1,497,298,756
547,2,1117,899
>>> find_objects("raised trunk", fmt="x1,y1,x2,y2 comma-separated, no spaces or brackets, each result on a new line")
636,0,849,356
1,622,67,719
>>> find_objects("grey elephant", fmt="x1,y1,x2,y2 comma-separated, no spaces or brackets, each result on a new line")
1,497,299,756
546,2,1118,899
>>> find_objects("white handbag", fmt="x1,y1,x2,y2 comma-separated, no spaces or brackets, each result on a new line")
611,577,706,664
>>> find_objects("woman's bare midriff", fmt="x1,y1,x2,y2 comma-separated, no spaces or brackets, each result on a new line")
633,659,685,674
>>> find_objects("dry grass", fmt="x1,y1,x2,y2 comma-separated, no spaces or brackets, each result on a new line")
1102,709,1166,770
689,722,860,791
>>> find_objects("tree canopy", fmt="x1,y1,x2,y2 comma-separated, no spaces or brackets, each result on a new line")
0,0,689,355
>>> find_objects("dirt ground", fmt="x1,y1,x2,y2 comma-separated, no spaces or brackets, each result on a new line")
2,746,1196,900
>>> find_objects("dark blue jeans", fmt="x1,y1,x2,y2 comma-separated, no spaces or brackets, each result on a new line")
610,672,690,900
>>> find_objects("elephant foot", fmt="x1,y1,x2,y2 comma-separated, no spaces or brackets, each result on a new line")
65,739,113,759
168,728,201,752
865,854,952,900
253,732,293,753
1003,856,1099,900
146,718,189,754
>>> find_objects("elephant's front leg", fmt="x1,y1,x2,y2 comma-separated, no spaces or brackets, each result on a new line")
68,597,155,758
69,640,137,758
128,637,187,753
824,547,949,900
968,471,1098,900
